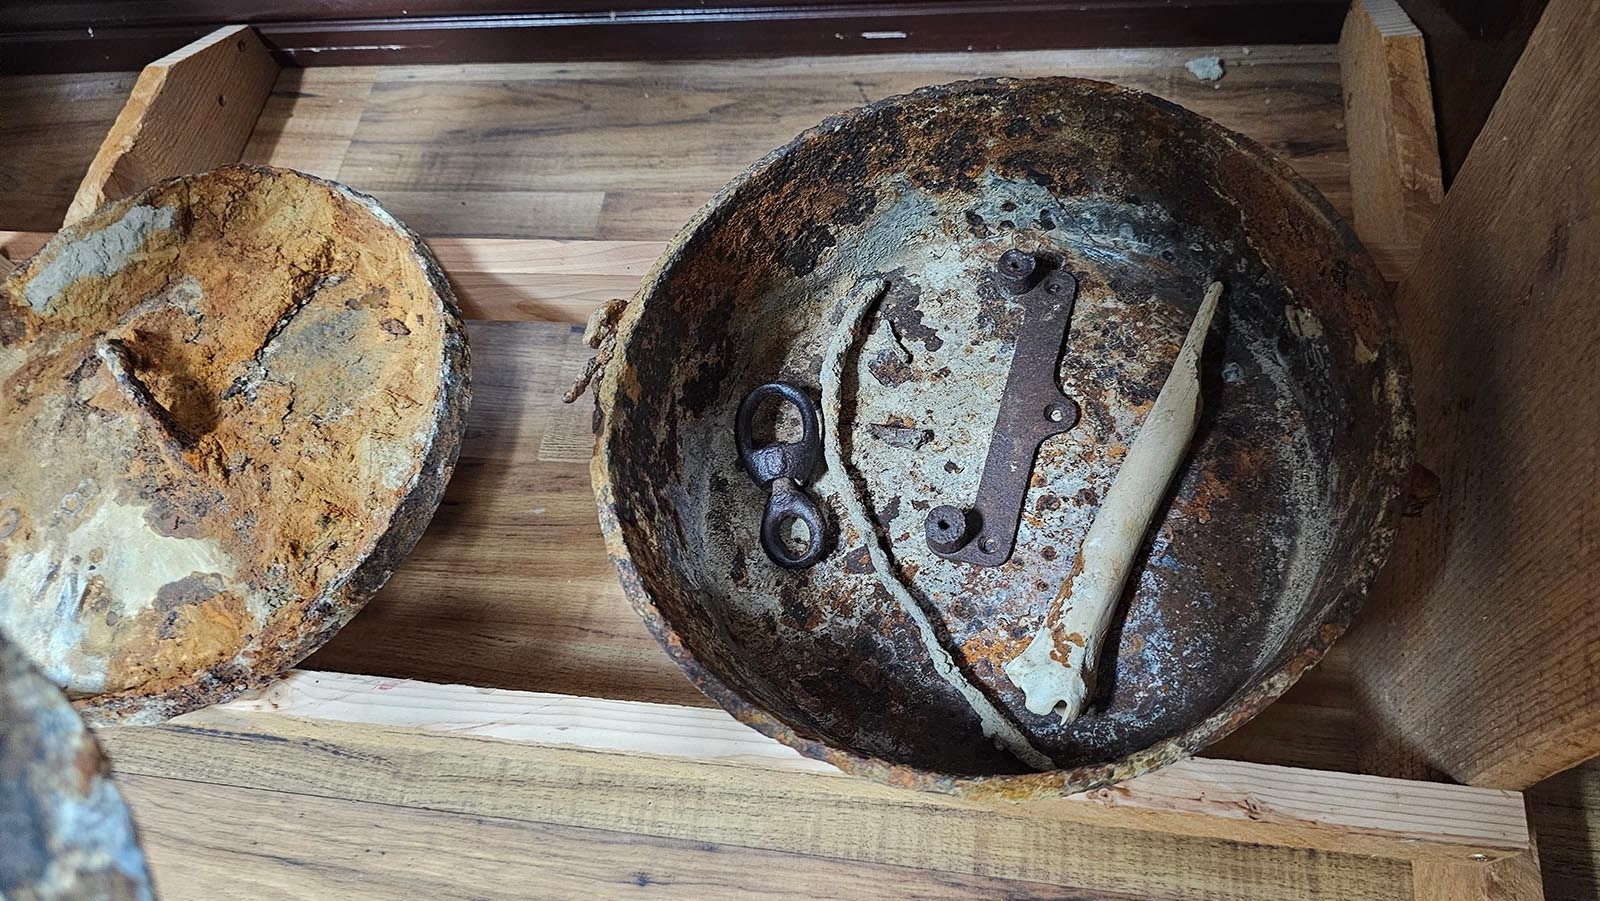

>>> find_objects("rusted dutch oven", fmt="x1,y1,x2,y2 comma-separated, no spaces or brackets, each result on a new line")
591,78,1412,796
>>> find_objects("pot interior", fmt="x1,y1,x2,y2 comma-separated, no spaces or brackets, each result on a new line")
598,78,1409,783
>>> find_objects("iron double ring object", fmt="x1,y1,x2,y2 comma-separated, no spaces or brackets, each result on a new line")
735,382,828,569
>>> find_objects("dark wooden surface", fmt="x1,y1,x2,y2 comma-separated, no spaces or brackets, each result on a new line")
0,0,1348,73
1396,0,1549,182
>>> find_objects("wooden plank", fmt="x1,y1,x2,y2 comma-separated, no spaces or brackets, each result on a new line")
239,67,378,179
1338,0,1444,270
334,47,1353,234
304,319,703,705
118,773,1107,901
221,669,836,774
1412,852,1544,901
0,72,139,232
1526,760,1600,899
427,236,660,322
95,711,1419,900
63,25,278,226
0,231,49,262
211,668,1530,865
1345,0,1600,789
364,189,607,240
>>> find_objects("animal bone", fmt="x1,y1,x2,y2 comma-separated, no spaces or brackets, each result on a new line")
1003,281,1223,724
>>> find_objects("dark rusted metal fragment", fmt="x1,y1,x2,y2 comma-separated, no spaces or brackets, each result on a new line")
925,253,1080,566
0,634,153,899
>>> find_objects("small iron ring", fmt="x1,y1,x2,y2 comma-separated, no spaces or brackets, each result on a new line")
760,477,828,569
736,382,828,569
735,382,821,487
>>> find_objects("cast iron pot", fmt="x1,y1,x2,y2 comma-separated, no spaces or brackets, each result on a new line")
591,78,1412,798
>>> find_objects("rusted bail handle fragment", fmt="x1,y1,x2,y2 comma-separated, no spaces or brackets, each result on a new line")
736,382,828,569
925,250,1081,566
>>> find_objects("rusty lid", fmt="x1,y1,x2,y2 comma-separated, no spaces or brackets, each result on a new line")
593,78,1412,797
0,166,469,723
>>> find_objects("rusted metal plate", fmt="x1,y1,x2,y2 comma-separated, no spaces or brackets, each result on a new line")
0,166,470,723
593,78,1413,797
0,632,153,899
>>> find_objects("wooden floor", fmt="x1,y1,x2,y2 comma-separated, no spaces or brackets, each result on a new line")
2,45,1595,899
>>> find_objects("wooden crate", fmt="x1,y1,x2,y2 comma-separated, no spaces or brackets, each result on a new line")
1,6,1551,898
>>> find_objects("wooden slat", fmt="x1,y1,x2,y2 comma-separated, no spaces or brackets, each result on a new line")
365,189,608,240
1412,852,1544,901
1526,760,1600,899
64,25,278,227
1338,0,1444,273
220,669,835,774
333,46,1354,241
306,319,699,703
425,235,660,322
239,67,378,180
212,668,1530,865
95,711,1421,901
119,774,1108,901
1345,0,1600,790
0,72,139,232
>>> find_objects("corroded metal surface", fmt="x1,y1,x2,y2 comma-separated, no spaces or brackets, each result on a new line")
594,78,1413,796
0,633,153,899
0,166,470,723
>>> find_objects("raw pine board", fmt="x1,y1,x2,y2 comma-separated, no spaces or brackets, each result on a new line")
99,709,1424,901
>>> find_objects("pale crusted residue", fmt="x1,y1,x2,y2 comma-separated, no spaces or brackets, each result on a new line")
0,498,236,693
25,205,176,312
357,430,423,492
1284,305,1324,339
1353,333,1378,364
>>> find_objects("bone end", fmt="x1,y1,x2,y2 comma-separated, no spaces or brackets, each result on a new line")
1003,628,1093,724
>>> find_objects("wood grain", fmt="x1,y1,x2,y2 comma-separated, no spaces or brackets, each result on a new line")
4,46,1360,255
239,67,378,179
64,25,279,226
0,72,138,232
215,668,1531,864
1412,853,1545,901
97,710,1420,901
304,319,702,704
363,189,607,239
1338,0,1444,272
1345,0,1600,789
118,774,1114,901
333,46,1353,239
1527,760,1600,900
429,236,659,322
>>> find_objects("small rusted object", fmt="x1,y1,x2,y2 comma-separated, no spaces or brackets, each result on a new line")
736,382,827,568
0,166,470,723
0,633,153,899
593,78,1414,798
925,252,1080,566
